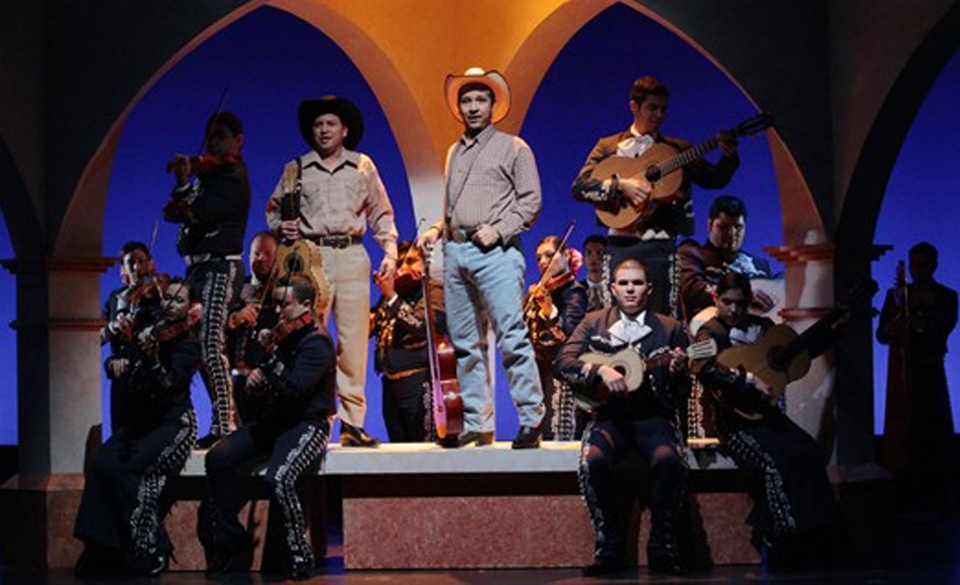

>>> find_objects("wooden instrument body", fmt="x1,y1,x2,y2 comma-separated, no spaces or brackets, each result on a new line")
593,143,683,230
275,238,331,318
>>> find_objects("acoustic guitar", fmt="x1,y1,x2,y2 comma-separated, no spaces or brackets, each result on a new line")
688,276,785,337
716,279,878,421
593,113,774,229
574,338,717,412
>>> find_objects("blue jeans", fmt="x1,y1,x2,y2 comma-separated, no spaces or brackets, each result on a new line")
443,241,544,432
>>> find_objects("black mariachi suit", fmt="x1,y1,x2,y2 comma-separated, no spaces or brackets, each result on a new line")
164,158,251,438
204,321,336,575
677,239,774,322
75,325,201,568
369,280,445,442
225,276,277,424
572,130,739,318
524,279,587,440
694,315,840,563
555,307,689,568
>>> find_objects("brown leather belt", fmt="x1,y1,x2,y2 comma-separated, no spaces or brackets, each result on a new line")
444,227,478,244
313,234,362,249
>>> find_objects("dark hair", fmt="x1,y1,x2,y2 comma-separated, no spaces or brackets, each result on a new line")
396,240,423,260
630,76,669,106
583,234,607,248
206,111,244,138
458,82,496,104
277,274,316,306
120,241,150,258
165,276,199,303
611,257,647,279
537,235,566,252
909,241,938,263
715,271,752,297
708,195,747,220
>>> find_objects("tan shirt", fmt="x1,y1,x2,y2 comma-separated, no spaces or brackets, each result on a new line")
440,124,542,243
266,149,398,259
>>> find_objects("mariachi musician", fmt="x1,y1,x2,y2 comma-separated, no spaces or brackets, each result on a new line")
572,75,739,318
555,257,690,576
225,231,280,424
165,111,251,447
75,278,202,577
370,240,446,442
202,274,337,581
523,234,587,440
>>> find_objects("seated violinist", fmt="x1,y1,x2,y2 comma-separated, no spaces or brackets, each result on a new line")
202,274,336,581
524,235,587,440
102,241,166,432
225,231,280,424
75,278,202,577
370,241,446,442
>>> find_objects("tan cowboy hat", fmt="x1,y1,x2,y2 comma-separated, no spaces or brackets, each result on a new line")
444,67,511,124
298,95,364,151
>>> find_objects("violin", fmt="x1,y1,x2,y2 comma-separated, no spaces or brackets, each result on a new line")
165,153,238,176
125,272,171,308
393,267,422,297
256,311,314,357
149,317,195,343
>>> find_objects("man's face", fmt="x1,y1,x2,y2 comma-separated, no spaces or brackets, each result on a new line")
716,288,750,328
161,283,191,322
584,241,605,282
275,287,310,322
909,252,937,283
610,263,650,316
205,124,243,158
630,94,668,135
250,236,278,282
121,249,151,285
707,212,746,253
536,241,568,277
312,113,348,156
398,249,425,278
459,88,493,135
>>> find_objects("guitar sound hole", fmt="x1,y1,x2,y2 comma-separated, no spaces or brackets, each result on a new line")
614,365,627,376
286,254,304,274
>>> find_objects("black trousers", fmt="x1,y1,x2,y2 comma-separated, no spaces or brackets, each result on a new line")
186,259,243,437
204,418,329,569
578,415,687,561
74,408,197,557
382,370,431,442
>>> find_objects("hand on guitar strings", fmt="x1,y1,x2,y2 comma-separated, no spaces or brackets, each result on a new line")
618,176,652,209
598,364,628,394
668,346,689,374
279,219,301,241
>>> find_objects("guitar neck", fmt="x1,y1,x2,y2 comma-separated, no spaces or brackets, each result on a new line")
657,137,719,177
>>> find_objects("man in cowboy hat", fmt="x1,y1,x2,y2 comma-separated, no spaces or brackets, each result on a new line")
266,95,398,448
417,67,545,449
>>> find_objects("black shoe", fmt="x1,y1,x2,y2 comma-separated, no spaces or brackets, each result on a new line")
287,556,314,581
195,433,221,450
582,556,625,577
340,423,381,447
648,552,683,575
440,430,495,448
511,425,542,449
74,544,123,577
126,551,169,577
205,539,252,577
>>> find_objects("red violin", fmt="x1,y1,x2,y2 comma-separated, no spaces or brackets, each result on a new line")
165,153,238,176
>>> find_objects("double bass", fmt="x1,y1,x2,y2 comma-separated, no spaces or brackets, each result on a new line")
422,251,463,439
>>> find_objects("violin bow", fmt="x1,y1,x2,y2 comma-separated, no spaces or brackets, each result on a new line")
532,219,576,291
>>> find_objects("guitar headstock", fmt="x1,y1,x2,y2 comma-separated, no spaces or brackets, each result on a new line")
730,113,775,138
686,337,718,359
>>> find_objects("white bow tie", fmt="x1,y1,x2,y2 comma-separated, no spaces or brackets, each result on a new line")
616,134,655,158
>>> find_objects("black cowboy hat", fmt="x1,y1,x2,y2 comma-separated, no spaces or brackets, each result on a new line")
297,95,364,151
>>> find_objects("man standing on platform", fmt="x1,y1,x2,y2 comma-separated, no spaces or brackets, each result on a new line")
166,112,250,447
267,96,398,447
572,76,739,318
418,67,545,449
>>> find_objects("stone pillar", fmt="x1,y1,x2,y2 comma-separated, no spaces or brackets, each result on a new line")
0,255,113,569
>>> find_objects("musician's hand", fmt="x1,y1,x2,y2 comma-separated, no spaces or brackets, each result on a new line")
416,226,441,253
618,177,651,208
372,269,396,298
751,290,777,313
717,130,739,157
598,364,628,394
378,256,397,279
109,313,133,338
137,330,159,360
279,219,301,241
170,154,191,186
107,358,129,379
229,303,261,330
246,368,266,392
472,224,501,248
746,372,773,398
668,347,688,374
